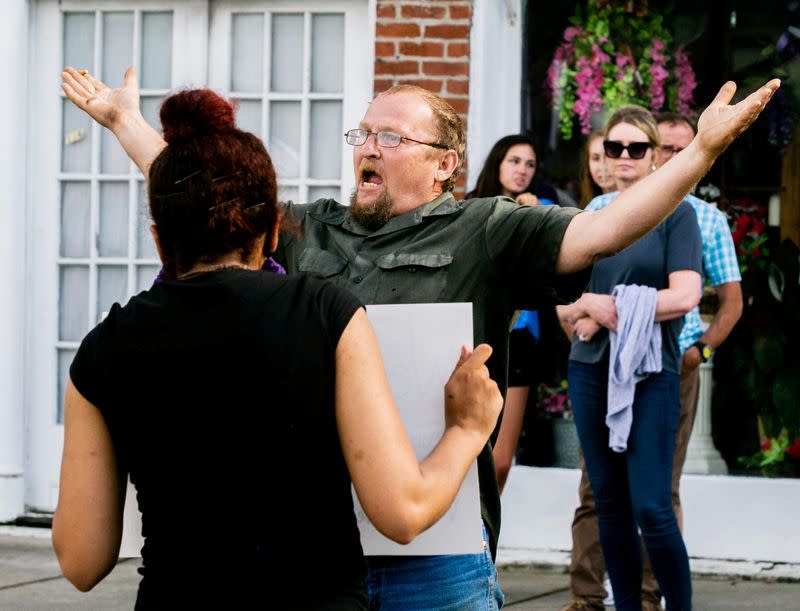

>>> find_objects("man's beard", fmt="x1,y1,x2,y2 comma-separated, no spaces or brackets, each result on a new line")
349,188,393,231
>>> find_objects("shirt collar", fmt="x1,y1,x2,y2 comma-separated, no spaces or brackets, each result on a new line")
327,192,462,237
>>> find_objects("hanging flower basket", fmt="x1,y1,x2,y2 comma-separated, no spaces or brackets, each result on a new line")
548,0,698,140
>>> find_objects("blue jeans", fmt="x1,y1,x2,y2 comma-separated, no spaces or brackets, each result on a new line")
568,359,691,611
365,528,504,610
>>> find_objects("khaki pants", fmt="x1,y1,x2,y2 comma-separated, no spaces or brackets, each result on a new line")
568,367,701,603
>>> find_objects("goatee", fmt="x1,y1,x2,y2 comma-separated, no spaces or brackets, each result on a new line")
349,189,393,231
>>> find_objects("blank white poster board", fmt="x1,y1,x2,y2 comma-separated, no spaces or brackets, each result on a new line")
354,302,483,556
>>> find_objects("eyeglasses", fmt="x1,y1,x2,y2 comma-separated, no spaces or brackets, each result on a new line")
660,144,685,156
344,128,447,150
603,140,653,160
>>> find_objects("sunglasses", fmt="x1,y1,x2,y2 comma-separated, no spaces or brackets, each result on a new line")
603,140,653,160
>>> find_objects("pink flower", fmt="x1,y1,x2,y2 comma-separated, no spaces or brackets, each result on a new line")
675,47,697,115
646,38,668,110
547,41,576,102
564,26,582,42
573,47,609,135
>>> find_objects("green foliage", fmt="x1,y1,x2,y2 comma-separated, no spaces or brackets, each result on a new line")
736,238,800,473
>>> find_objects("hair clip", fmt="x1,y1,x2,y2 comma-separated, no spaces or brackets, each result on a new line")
211,172,241,183
174,170,201,185
209,197,241,211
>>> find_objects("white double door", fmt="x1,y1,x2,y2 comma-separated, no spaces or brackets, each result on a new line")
25,0,370,513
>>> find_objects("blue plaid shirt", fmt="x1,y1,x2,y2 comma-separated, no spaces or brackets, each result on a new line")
586,192,741,353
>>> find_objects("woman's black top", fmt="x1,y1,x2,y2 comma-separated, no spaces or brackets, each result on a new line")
70,269,366,609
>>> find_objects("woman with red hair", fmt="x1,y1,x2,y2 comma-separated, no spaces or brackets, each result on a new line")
52,81,502,609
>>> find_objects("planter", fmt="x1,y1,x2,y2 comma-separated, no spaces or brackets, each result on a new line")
552,417,580,468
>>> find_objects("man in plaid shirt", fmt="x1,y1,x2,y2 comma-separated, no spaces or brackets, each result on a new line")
656,111,743,527
565,113,743,611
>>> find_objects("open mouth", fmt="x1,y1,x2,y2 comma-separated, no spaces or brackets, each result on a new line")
359,168,384,190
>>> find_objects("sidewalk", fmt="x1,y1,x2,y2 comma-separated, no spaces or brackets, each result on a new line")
1,527,798,610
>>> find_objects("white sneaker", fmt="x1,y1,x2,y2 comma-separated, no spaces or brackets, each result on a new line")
602,578,614,606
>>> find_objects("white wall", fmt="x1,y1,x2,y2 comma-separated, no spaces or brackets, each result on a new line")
500,466,800,564
0,0,29,521
466,0,522,192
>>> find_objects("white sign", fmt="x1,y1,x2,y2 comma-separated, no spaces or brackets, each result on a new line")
354,303,483,556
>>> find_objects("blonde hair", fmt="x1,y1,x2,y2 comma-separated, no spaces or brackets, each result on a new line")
604,105,661,148
375,85,465,192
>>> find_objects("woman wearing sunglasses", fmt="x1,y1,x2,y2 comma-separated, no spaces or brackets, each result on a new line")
557,106,702,611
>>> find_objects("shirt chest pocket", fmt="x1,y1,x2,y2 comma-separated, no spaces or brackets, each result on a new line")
297,247,348,278
375,252,453,303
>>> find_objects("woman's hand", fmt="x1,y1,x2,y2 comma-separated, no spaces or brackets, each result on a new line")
444,344,502,440
62,67,141,132
574,317,601,342
695,79,781,160
515,193,541,207
580,293,618,331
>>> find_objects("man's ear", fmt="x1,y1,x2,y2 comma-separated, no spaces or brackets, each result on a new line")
434,150,459,183
150,225,166,264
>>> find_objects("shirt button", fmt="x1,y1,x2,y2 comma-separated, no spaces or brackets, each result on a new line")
353,275,363,283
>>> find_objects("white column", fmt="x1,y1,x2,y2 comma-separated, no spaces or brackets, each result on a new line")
683,357,728,475
466,0,522,191
0,0,30,521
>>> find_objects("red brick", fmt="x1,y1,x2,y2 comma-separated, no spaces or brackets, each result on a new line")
424,24,470,39
375,59,420,75
448,42,469,58
444,97,469,114
375,41,396,57
376,22,421,38
447,79,470,95
397,77,444,94
399,41,444,57
395,78,444,93
450,5,472,20
374,78,394,93
401,5,446,19
376,4,396,18
422,60,470,76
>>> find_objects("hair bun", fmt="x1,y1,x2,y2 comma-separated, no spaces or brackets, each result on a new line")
160,89,236,143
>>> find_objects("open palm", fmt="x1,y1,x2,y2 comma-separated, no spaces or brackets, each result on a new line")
696,79,781,158
62,66,141,130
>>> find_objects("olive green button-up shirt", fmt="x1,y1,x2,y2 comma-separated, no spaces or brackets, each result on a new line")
275,192,588,557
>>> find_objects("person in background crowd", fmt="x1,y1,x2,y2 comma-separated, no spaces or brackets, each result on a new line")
564,111,744,611
579,128,617,208
468,134,557,493
62,63,778,610
558,105,703,611
468,134,560,206
51,87,503,610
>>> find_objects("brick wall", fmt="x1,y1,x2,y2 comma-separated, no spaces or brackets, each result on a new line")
373,0,473,194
